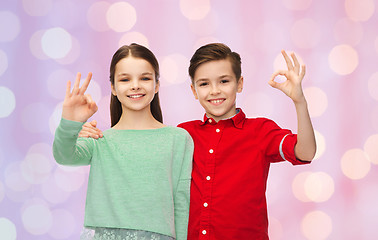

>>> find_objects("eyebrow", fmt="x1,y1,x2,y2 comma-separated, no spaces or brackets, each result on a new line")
117,72,153,77
195,74,233,83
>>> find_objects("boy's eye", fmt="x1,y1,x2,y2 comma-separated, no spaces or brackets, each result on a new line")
199,82,208,87
220,79,229,84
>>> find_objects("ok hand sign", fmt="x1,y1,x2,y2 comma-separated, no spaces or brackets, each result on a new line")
269,50,306,104
62,72,98,122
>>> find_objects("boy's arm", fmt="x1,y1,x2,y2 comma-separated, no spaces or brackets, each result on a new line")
269,50,316,161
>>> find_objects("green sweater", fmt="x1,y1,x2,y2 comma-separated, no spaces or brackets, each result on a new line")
53,118,193,240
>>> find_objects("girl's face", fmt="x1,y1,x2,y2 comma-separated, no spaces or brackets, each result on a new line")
111,56,159,114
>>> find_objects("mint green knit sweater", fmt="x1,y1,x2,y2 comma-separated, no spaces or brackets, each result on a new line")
53,118,193,240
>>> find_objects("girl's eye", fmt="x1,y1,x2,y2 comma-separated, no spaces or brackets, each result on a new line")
120,79,129,82
141,77,151,81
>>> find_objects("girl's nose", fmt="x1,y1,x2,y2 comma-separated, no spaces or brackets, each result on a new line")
131,79,140,90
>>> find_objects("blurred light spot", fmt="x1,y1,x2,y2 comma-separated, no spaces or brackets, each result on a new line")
49,102,63,135
21,102,50,133
328,44,358,75
0,11,20,42
244,92,274,118
368,72,378,101
375,37,378,55
304,87,328,117
48,209,76,239
54,36,80,65
47,69,74,100
21,153,52,184
334,18,363,46
22,0,52,16
0,86,16,118
0,50,8,76
41,28,72,59
313,130,326,160
22,203,52,235
189,10,218,36
4,162,31,192
282,0,312,10
54,167,86,192
268,216,283,240
273,50,304,72
180,0,211,20
0,218,17,240
292,171,312,202
304,172,334,202
106,2,137,32
87,1,111,32
345,0,375,22
301,210,332,240
119,32,149,48
29,30,49,60
341,148,370,180
364,134,378,164
0,181,4,203
41,176,71,204
291,18,321,49
161,54,189,85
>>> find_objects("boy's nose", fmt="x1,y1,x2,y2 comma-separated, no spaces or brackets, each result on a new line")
210,85,220,95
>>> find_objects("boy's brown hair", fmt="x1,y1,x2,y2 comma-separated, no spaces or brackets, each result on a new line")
188,43,242,83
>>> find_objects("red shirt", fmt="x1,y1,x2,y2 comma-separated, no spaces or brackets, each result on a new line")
178,109,309,240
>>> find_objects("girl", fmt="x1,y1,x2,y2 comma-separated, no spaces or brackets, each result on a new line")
53,43,193,240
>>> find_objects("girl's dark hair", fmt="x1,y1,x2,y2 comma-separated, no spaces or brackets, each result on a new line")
189,43,241,83
109,43,162,127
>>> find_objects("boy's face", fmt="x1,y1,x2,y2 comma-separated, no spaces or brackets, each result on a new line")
191,59,243,122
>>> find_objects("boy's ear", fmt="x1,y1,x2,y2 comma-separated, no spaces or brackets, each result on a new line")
111,83,117,96
237,76,244,93
191,84,199,100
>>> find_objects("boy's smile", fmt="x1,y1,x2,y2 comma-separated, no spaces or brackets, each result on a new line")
191,59,243,122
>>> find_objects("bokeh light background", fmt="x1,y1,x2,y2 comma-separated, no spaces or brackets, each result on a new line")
0,0,377,239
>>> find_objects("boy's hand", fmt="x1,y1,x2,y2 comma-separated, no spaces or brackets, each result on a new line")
269,50,306,103
79,120,103,139
62,72,98,122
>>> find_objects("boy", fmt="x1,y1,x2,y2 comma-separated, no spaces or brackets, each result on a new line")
79,43,316,239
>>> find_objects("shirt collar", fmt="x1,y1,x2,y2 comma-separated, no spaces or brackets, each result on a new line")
200,108,246,129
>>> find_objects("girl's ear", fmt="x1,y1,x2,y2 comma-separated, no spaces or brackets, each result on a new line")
237,76,244,93
155,80,160,94
111,83,117,96
191,84,199,100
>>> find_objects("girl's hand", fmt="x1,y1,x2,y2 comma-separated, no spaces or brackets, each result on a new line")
269,50,306,103
79,120,103,139
62,72,98,122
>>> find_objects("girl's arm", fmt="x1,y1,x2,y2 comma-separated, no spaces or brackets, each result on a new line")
53,72,98,165
269,51,316,161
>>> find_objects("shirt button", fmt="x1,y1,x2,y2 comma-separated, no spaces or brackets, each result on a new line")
203,202,208,207
209,149,214,154
202,230,207,235
208,119,212,123
216,128,220,133
206,176,211,180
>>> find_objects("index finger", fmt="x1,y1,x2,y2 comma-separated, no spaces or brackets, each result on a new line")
79,72,93,95
281,50,294,70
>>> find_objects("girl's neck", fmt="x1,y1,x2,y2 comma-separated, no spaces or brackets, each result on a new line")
112,108,165,130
